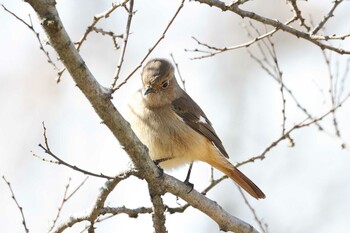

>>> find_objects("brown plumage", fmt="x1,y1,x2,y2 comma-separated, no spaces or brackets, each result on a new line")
128,58,265,199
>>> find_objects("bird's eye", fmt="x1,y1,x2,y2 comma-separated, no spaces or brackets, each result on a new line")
161,80,169,89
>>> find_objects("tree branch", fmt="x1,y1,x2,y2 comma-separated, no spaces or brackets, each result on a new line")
311,0,343,35
36,122,113,179
193,0,350,55
52,171,134,233
110,0,134,88
2,176,30,233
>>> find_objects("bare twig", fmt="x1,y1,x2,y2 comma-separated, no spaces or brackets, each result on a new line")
1,4,61,77
244,22,317,142
338,58,350,103
2,176,30,233
56,0,129,83
32,152,59,164
66,177,89,200
37,122,113,179
267,38,288,137
110,0,134,88
237,92,350,166
322,51,340,129
193,0,350,55
49,178,72,232
91,27,123,50
187,17,296,60
311,0,343,35
112,0,185,92
170,53,186,91
322,50,344,148
49,177,89,232
288,0,311,31
249,47,323,132
52,171,135,233
75,0,129,51
237,186,268,233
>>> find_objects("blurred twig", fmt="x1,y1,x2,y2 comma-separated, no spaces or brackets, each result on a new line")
237,186,268,233
52,171,135,233
112,0,185,92
56,0,129,83
1,4,63,80
49,177,89,232
75,0,129,51
111,0,135,89
311,0,343,35
2,176,30,233
170,53,186,91
193,0,350,55
36,122,113,179
91,27,123,50
237,92,350,166
245,22,323,132
288,0,311,31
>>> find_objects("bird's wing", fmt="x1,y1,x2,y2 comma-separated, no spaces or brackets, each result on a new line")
171,91,229,158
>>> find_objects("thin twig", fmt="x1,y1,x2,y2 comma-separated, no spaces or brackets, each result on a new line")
52,171,135,233
48,177,89,232
2,176,30,233
1,4,61,76
246,37,323,132
338,58,350,103
75,0,129,51
322,50,343,143
311,0,343,35
112,0,185,92
37,122,113,179
237,186,268,233
91,27,123,50
32,152,59,164
237,92,350,166
55,0,129,83
268,38,288,138
170,53,186,91
193,0,350,55
187,17,296,60
110,0,134,88
48,178,72,232
288,0,311,31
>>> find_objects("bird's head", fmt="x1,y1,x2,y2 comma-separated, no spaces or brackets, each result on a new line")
141,58,180,107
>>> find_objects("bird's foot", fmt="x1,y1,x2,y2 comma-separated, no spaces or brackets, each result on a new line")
153,157,173,178
183,179,194,193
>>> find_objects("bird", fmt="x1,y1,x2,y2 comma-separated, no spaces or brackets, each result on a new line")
127,58,265,199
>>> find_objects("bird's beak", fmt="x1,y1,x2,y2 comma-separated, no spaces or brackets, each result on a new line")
143,86,153,96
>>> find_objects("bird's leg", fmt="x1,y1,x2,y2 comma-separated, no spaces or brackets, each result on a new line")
184,162,194,192
153,157,173,177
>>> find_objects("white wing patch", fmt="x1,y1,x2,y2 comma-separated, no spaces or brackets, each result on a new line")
199,115,208,124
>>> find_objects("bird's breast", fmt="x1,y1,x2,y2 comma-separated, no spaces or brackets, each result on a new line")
128,96,210,168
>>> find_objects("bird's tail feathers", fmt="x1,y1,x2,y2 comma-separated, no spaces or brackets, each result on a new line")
207,156,265,199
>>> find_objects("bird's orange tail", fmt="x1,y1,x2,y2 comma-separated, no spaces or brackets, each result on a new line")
207,156,265,199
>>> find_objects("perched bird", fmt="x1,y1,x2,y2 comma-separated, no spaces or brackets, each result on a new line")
127,58,265,199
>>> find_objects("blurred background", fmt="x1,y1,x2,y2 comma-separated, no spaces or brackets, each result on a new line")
1,0,350,232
